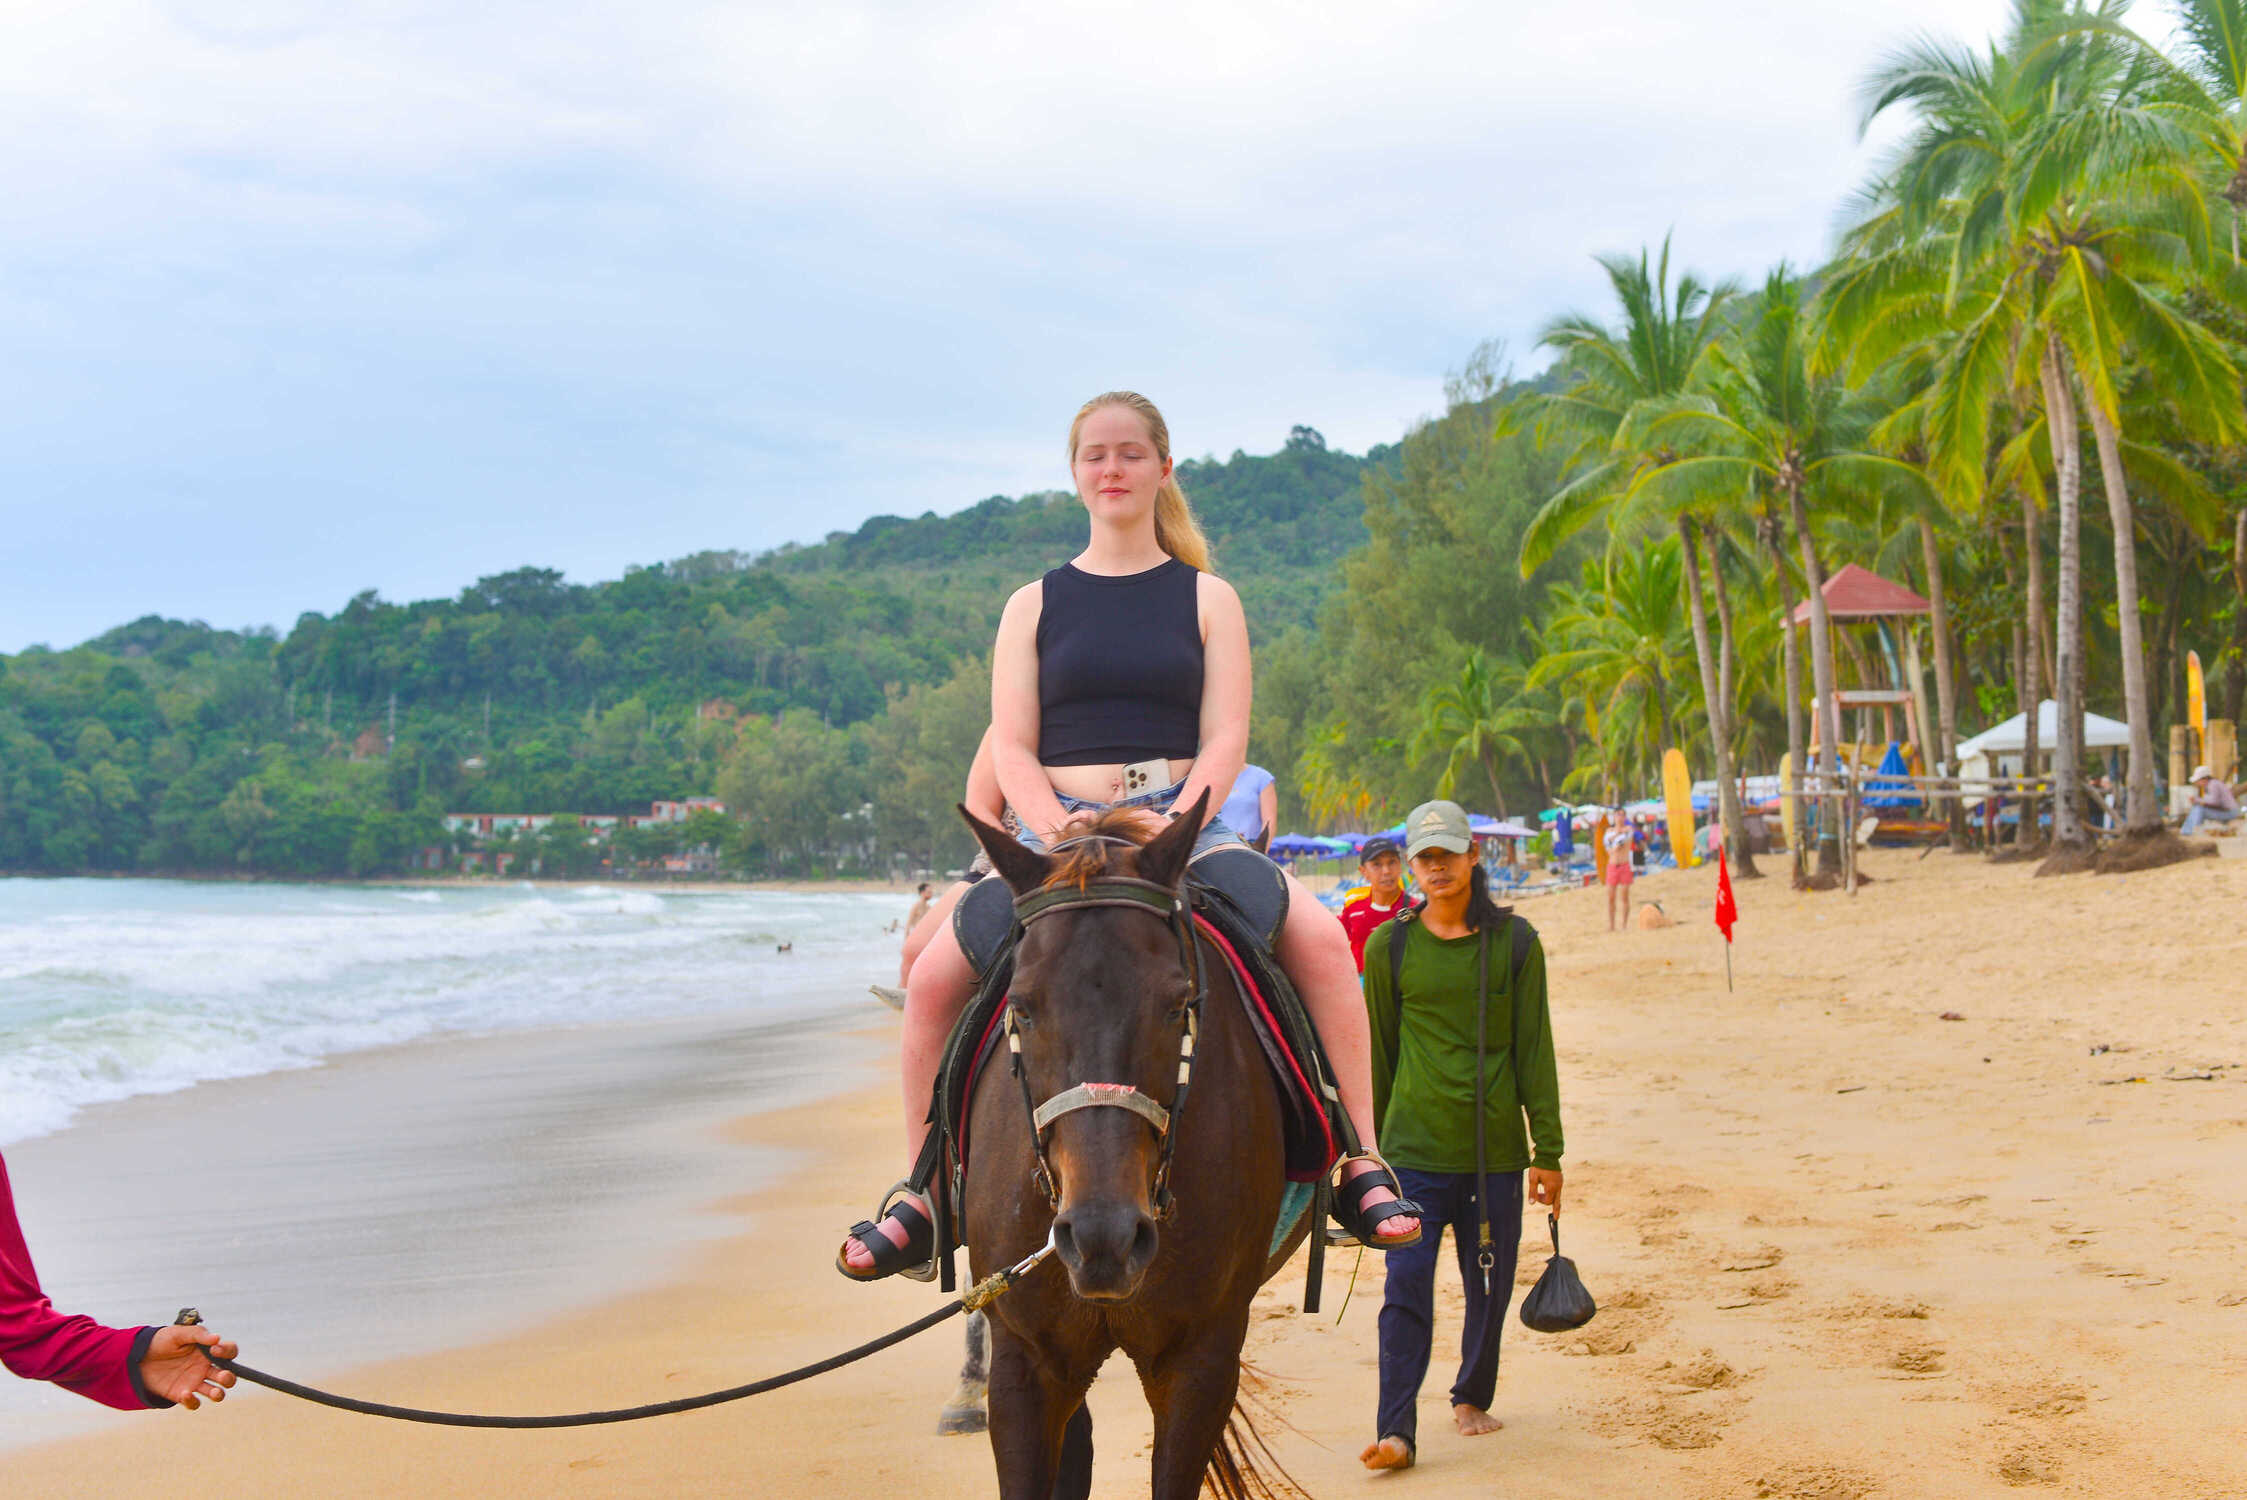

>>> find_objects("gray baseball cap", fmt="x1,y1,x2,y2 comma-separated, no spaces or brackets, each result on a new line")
1404,800,1473,858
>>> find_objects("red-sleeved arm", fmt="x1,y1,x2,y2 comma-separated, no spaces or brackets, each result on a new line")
1339,900,1372,972
0,1152,163,1410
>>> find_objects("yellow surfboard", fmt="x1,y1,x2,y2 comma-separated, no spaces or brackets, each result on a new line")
1662,747,1699,867
2187,649,2206,752
1779,751,1798,854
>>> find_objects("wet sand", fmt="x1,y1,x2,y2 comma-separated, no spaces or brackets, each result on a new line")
12,846,2247,1497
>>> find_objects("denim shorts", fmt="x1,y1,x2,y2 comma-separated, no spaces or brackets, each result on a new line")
1016,778,1243,860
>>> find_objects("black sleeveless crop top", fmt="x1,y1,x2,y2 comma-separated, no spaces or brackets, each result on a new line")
1036,558,1204,767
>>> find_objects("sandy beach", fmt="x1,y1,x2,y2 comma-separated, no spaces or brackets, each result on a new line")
11,847,2247,1498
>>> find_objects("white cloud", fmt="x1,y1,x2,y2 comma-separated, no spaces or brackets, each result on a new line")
0,0,2026,649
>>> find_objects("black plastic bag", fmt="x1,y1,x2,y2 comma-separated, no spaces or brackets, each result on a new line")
1518,1214,1596,1333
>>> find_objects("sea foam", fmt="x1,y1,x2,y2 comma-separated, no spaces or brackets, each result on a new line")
0,879,905,1144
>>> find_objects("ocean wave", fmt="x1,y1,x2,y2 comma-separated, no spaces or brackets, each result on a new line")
0,882,904,1144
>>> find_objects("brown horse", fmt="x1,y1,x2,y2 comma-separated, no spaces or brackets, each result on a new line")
962,798,1298,1499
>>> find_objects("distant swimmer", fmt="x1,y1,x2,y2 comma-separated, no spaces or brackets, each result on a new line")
776,941,793,954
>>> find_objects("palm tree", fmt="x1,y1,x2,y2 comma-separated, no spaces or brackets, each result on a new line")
1630,268,1936,879
1529,540,1698,796
1299,722,1395,830
1517,241,1761,872
1409,646,1539,815
1841,0,2245,845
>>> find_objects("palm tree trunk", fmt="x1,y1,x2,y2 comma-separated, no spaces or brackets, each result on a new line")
2081,397,2161,832
1677,517,1758,877
2041,344,2085,850
1767,521,1809,878
2230,507,2247,724
1916,516,1968,848
1704,525,1759,877
1786,478,1845,877
1649,670,1675,777
2018,489,2044,849
1482,753,1508,819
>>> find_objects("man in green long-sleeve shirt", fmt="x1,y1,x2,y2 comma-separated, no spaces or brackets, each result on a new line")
1359,800,1564,1472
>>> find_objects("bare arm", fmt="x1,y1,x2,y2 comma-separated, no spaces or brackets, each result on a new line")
991,582,1073,841
962,726,1005,826
1259,779,1278,838
1168,574,1250,828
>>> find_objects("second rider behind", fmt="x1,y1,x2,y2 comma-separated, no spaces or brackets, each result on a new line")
839,391,1422,1277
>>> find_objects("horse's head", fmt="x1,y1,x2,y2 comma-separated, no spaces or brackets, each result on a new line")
964,794,1210,1302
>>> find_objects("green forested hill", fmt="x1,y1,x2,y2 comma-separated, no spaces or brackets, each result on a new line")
0,426,1389,878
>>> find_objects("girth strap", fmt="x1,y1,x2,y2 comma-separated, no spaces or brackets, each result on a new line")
1031,1082,1172,1136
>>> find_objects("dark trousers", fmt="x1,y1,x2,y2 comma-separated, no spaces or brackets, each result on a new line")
1375,1167,1523,1446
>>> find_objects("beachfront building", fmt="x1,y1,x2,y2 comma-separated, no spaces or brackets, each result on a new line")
643,797,727,825
439,799,732,877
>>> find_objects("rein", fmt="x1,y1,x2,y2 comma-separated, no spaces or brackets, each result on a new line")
1004,869,1206,1219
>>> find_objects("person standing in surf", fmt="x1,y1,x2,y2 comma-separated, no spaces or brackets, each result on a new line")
1358,800,1564,1472
838,390,1421,1279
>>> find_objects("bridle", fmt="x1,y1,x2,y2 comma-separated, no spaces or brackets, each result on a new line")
1001,841,1207,1220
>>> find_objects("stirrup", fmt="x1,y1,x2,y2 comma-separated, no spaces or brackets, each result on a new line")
1323,1151,1424,1250
836,1180,939,1283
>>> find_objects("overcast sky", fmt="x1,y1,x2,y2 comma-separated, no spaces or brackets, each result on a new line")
0,0,2025,653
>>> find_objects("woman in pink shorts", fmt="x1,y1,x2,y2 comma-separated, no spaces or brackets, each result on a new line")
1603,811,1634,931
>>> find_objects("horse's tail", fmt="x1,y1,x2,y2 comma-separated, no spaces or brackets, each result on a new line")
1202,1361,1311,1500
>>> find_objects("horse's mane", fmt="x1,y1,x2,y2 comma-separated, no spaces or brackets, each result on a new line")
1044,807,1160,890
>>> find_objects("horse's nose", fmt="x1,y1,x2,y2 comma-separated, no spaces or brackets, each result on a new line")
1052,1200,1158,1300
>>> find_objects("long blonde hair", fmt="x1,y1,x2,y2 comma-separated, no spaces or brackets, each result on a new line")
1066,390,1215,573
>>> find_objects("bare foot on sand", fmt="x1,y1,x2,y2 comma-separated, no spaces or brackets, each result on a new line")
1359,1436,1414,1470
1454,1403,1503,1436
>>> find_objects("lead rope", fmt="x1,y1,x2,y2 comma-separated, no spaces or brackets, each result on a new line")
1474,925,1495,1298
173,1235,1057,1429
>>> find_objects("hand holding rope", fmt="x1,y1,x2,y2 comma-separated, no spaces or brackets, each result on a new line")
176,1233,1057,1429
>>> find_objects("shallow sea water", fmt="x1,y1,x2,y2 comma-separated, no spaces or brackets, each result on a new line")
0,878,906,1446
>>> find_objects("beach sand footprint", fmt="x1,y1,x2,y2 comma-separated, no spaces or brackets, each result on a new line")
1564,1325,1639,1357
1750,1462,1879,1499
1821,1293,1932,1322
1720,1244,1786,1272
1997,1443,2063,1487
1886,1343,1947,1376
1661,1350,1743,1391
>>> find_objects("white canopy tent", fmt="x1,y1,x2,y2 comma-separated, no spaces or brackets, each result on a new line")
1956,699,2132,760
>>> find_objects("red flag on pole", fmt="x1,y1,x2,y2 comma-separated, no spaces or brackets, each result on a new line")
1714,845,1738,943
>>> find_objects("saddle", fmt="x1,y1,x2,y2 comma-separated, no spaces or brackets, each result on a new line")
911,844,1355,1291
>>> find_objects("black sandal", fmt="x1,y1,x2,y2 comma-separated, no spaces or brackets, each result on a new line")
835,1184,938,1283
1327,1153,1423,1249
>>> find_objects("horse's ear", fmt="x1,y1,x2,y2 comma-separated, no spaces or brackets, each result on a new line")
1134,789,1209,892
960,804,1053,896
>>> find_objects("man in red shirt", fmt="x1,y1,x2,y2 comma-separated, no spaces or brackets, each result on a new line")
2,1150,239,1410
1339,837,1415,972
